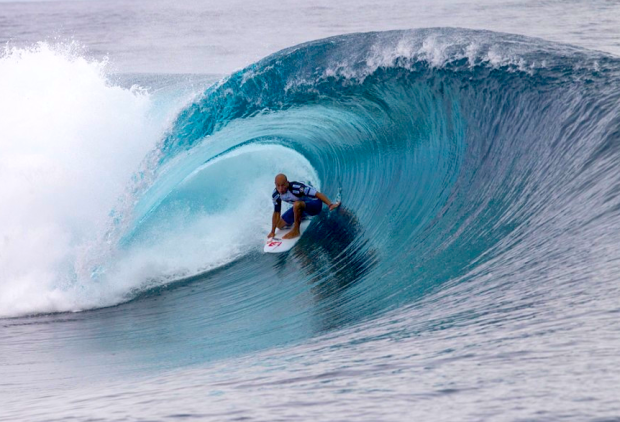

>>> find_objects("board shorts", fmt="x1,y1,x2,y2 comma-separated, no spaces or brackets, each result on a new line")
281,199,323,226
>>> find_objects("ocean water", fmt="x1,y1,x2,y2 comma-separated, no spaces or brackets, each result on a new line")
2,1,620,421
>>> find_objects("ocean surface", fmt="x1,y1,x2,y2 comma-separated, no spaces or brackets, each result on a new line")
2,1,620,421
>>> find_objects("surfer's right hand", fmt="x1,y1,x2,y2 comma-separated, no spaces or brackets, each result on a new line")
268,231,276,239
329,201,341,211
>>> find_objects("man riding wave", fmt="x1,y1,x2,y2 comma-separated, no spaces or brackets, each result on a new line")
268,173,340,239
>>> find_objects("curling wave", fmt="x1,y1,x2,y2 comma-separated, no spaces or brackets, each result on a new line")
3,28,620,360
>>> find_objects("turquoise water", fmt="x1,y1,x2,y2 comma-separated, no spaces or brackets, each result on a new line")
2,2,620,421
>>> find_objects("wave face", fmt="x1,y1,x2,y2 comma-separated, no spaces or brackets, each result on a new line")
123,27,620,324
4,28,620,362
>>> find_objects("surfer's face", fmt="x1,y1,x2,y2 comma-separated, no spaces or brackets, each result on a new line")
276,180,288,194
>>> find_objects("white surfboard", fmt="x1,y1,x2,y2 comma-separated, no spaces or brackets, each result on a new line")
264,219,312,253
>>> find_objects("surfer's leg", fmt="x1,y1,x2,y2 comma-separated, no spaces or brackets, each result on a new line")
276,215,288,229
303,199,323,216
280,208,295,227
283,201,305,239
292,201,306,229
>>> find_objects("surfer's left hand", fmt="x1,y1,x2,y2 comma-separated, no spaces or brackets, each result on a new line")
329,202,341,211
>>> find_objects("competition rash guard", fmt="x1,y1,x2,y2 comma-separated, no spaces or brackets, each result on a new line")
272,182,318,213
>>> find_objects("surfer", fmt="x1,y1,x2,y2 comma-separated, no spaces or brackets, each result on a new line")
268,173,340,240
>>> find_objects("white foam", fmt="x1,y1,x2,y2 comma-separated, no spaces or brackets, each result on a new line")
315,32,547,85
0,43,164,317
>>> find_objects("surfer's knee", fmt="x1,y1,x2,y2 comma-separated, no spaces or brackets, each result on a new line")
293,201,305,211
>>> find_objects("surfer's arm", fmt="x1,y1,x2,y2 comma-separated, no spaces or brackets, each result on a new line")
269,211,280,238
315,192,340,211
269,193,282,238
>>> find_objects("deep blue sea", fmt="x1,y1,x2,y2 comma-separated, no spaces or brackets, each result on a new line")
2,1,620,421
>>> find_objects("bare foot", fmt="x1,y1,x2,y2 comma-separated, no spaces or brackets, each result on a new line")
283,229,300,239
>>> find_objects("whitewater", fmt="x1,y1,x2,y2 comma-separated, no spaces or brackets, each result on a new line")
2,1,620,421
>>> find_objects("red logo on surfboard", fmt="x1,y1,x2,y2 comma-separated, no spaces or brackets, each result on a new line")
267,240,282,247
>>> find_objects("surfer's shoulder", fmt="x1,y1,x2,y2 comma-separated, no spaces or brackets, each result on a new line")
289,181,305,190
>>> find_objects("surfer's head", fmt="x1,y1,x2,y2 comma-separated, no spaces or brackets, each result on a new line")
275,173,289,194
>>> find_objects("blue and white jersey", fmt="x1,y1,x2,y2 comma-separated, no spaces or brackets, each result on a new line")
272,181,318,213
